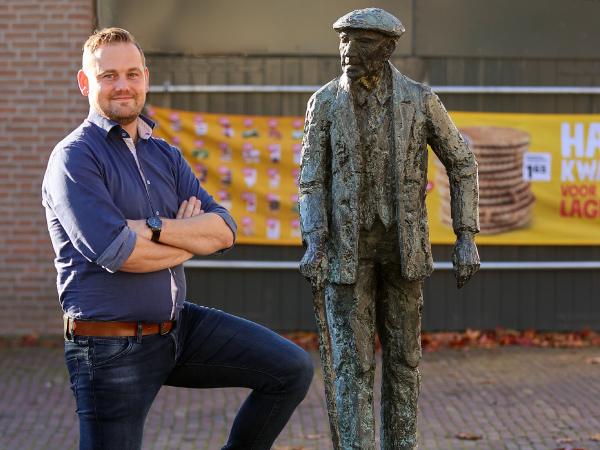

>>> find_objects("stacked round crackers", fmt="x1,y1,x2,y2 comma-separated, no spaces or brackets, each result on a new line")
434,126,535,234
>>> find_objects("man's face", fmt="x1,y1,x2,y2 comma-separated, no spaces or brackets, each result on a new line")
78,42,149,126
339,29,395,81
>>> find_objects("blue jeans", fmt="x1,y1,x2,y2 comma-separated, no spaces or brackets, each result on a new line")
64,302,314,450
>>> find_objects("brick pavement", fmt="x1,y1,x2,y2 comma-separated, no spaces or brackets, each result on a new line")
1,345,599,450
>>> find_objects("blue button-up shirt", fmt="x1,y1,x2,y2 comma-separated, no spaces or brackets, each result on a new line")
42,109,237,323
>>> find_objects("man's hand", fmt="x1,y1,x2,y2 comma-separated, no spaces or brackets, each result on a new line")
299,234,328,290
176,196,204,219
451,231,480,289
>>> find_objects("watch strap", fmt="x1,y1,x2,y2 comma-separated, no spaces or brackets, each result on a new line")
151,228,161,243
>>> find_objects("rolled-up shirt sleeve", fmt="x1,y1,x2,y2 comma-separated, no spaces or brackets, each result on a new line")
96,227,137,272
42,142,136,271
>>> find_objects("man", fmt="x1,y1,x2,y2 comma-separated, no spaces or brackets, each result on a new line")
42,28,313,450
299,8,479,450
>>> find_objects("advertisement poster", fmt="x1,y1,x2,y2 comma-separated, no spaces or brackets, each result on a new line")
430,112,600,245
148,105,600,246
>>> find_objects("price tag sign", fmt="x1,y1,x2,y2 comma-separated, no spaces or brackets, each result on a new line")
523,153,551,181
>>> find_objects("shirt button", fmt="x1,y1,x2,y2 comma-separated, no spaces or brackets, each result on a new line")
122,132,127,137
147,180,151,184
156,211,159,215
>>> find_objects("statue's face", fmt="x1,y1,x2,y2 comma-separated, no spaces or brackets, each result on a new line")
339,29,394,81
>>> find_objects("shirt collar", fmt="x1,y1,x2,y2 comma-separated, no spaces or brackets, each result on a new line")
137,116,153,140
86,108,155,140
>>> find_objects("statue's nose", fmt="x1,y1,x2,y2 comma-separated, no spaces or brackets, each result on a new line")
345,40,358,56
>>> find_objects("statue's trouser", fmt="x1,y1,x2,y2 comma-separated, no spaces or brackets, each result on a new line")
325,222,423,450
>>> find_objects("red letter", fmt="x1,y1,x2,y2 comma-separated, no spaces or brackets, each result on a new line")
584,199,598,218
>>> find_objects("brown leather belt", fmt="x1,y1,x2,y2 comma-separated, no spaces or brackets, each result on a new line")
66,318,173,337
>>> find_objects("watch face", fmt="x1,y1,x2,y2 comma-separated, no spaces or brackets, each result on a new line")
147,216,162,228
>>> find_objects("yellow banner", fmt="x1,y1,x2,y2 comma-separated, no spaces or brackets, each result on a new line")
430,112,600,245
148,106,600,246
148,105,304,245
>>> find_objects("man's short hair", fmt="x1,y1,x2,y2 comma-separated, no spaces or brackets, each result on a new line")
82,27,146,72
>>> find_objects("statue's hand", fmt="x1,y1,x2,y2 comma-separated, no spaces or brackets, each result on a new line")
451,231,480,289
300,235,328,290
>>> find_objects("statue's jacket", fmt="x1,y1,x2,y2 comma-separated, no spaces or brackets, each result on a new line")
299,62,479,284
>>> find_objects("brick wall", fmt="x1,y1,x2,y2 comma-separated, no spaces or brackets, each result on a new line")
0,0,93,335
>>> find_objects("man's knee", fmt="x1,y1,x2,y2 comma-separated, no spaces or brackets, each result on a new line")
285,346,314,396
298,349,315,390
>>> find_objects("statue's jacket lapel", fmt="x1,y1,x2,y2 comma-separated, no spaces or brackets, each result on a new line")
390,63,434,281
329,74,360,284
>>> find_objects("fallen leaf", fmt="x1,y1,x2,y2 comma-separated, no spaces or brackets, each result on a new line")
586,357,600,364
590,434,600,441
273,447,305,450
293,434,326,439
456,433,483,440
23,333,40,345
556,438,576,443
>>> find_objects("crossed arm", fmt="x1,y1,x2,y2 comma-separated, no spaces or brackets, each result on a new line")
120,197,234,273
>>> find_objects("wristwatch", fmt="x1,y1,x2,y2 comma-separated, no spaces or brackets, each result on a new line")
146,216,163,243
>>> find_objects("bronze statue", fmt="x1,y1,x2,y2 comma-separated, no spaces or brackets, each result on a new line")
298,8,480,450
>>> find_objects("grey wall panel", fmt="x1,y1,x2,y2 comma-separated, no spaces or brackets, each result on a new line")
414,0,600,59
97,0,413,56
146,55,600,116
185,245,317,331
98,0,599,58
185,244,600,332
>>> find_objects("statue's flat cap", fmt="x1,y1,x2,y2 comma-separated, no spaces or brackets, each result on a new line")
333,8,404,38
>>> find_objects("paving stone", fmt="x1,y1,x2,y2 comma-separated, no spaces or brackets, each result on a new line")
1,346,600,449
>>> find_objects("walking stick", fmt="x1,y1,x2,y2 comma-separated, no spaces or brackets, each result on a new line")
311,283,342,450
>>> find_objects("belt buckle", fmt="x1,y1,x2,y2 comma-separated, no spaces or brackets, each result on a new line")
63,315,75,340
159,322,168,335
63,315,69,340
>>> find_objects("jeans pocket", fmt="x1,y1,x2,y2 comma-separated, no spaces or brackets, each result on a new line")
90,337,135,367
65,356,79,407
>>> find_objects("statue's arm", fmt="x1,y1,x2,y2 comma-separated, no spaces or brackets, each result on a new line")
425,89,480,288
299,93,331,288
